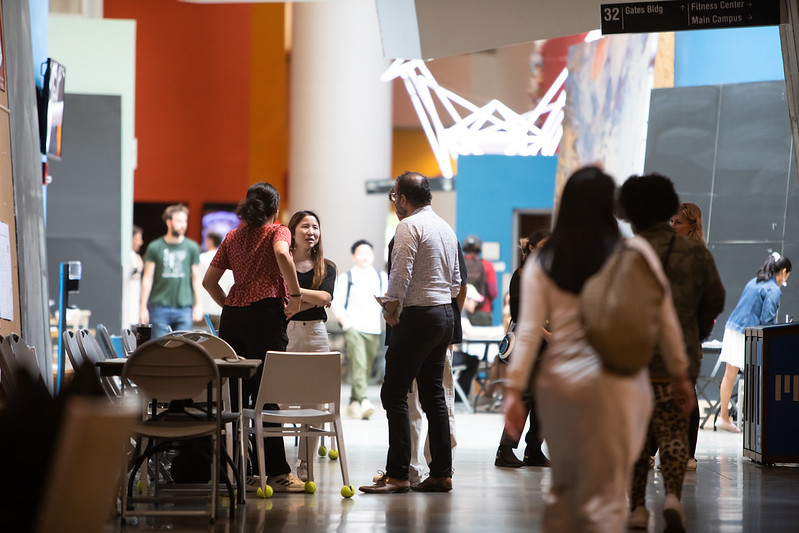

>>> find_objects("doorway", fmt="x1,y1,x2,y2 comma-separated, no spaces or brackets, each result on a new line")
511,210,552,271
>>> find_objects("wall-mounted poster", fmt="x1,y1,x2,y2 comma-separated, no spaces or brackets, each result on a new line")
0,11,6,92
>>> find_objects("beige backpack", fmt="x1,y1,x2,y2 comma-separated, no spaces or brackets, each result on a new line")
580,243,665,376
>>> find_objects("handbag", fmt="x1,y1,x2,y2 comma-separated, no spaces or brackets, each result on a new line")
580,241,665,376
497,320,515,363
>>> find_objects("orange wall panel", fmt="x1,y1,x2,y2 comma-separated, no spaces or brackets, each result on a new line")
392,128,451,179
249,5,288,195
105,0,287,240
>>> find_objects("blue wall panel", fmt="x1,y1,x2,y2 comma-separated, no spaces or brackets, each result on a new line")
675,27,784,87
456,154,557,323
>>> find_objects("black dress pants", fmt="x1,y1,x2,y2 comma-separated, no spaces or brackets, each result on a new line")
219,297,291,477
381,304,454,480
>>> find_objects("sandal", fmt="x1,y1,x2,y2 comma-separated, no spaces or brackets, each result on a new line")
715,419,739,433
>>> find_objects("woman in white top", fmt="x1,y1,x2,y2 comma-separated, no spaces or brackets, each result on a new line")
286,210,337,480
504,167,693,533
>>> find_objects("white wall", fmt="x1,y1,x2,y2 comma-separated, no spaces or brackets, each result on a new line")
48,14,136,314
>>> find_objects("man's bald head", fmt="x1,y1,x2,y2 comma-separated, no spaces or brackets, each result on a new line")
395,171,432,208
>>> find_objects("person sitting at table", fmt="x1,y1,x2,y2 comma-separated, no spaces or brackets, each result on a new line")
454,284,505,402
202,182,306,493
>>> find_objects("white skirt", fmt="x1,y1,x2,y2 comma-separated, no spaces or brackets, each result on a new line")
718,327,745,369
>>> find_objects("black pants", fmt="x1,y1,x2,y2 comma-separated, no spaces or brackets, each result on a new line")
688,398,700,458
381,304,454,480
499,343,544,452
452,350,479,401
219,298,290,477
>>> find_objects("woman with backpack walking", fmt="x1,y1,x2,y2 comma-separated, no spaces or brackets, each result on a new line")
503,167,693,532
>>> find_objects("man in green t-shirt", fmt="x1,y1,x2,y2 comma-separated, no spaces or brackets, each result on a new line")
139,204,202,338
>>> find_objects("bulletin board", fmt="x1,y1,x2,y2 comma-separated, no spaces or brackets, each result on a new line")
0,7,22,337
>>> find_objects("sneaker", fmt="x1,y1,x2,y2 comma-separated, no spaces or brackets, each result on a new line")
495,446,525,468
346,400,362,419
627,506,650,529
296,460,309,482
411,475,452,492
686,458,698,471
662,493,686,533
359,473,410,494
360,399,375,419
245,475,263,493
267,473,306,493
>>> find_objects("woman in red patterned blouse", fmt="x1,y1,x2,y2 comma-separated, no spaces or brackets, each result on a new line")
203,181,306,493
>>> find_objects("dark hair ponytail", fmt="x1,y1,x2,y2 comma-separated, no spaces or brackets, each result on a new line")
756,253,792,282
236,182,280,227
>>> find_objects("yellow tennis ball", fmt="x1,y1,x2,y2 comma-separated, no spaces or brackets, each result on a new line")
340,485,354,498
328,449,339,460
304,481,317,494
318,445,328,457
257,485,273,499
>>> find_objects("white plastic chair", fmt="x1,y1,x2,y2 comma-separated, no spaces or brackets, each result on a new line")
242,351,352,497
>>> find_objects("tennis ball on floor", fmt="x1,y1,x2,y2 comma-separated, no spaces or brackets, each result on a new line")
328,449,339,460
137,480,143,493
257,485,273,499
341,485,354,498
305,481,317,494
318,445,328,456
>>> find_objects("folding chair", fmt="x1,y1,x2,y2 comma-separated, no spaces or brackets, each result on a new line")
242,351,352,497
97,324,124,358
0,333,45,398
204,314,218,336
77,329,121,399
63,329,85,370
165,330,242,497
121,328,137,356
120,337,233,523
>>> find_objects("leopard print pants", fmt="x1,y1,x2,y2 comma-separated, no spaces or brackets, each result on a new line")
630,381,688,509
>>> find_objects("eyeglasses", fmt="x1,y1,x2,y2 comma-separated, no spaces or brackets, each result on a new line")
388,191,397,202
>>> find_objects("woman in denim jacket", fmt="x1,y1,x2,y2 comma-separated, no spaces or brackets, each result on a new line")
716,253,792,432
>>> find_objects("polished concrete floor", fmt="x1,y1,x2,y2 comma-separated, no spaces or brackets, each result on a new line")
108,385,799,532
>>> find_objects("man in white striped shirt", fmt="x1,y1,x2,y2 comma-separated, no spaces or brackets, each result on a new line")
359,172,461,494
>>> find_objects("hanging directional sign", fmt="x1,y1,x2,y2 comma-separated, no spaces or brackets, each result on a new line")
600,0,782,34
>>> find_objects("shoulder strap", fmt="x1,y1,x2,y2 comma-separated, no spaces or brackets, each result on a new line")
344,271,353,310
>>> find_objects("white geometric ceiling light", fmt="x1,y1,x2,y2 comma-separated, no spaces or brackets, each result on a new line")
381,59,567,179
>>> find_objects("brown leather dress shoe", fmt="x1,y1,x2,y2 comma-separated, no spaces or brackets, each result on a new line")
410,475,452,492
359,474,410,494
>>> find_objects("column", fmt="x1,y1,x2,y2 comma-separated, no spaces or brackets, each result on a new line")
289,0,392,269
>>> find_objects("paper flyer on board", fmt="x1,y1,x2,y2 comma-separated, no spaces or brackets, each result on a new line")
0,222,13,321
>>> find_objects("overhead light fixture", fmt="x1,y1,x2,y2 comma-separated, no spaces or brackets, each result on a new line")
382,59,567,179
